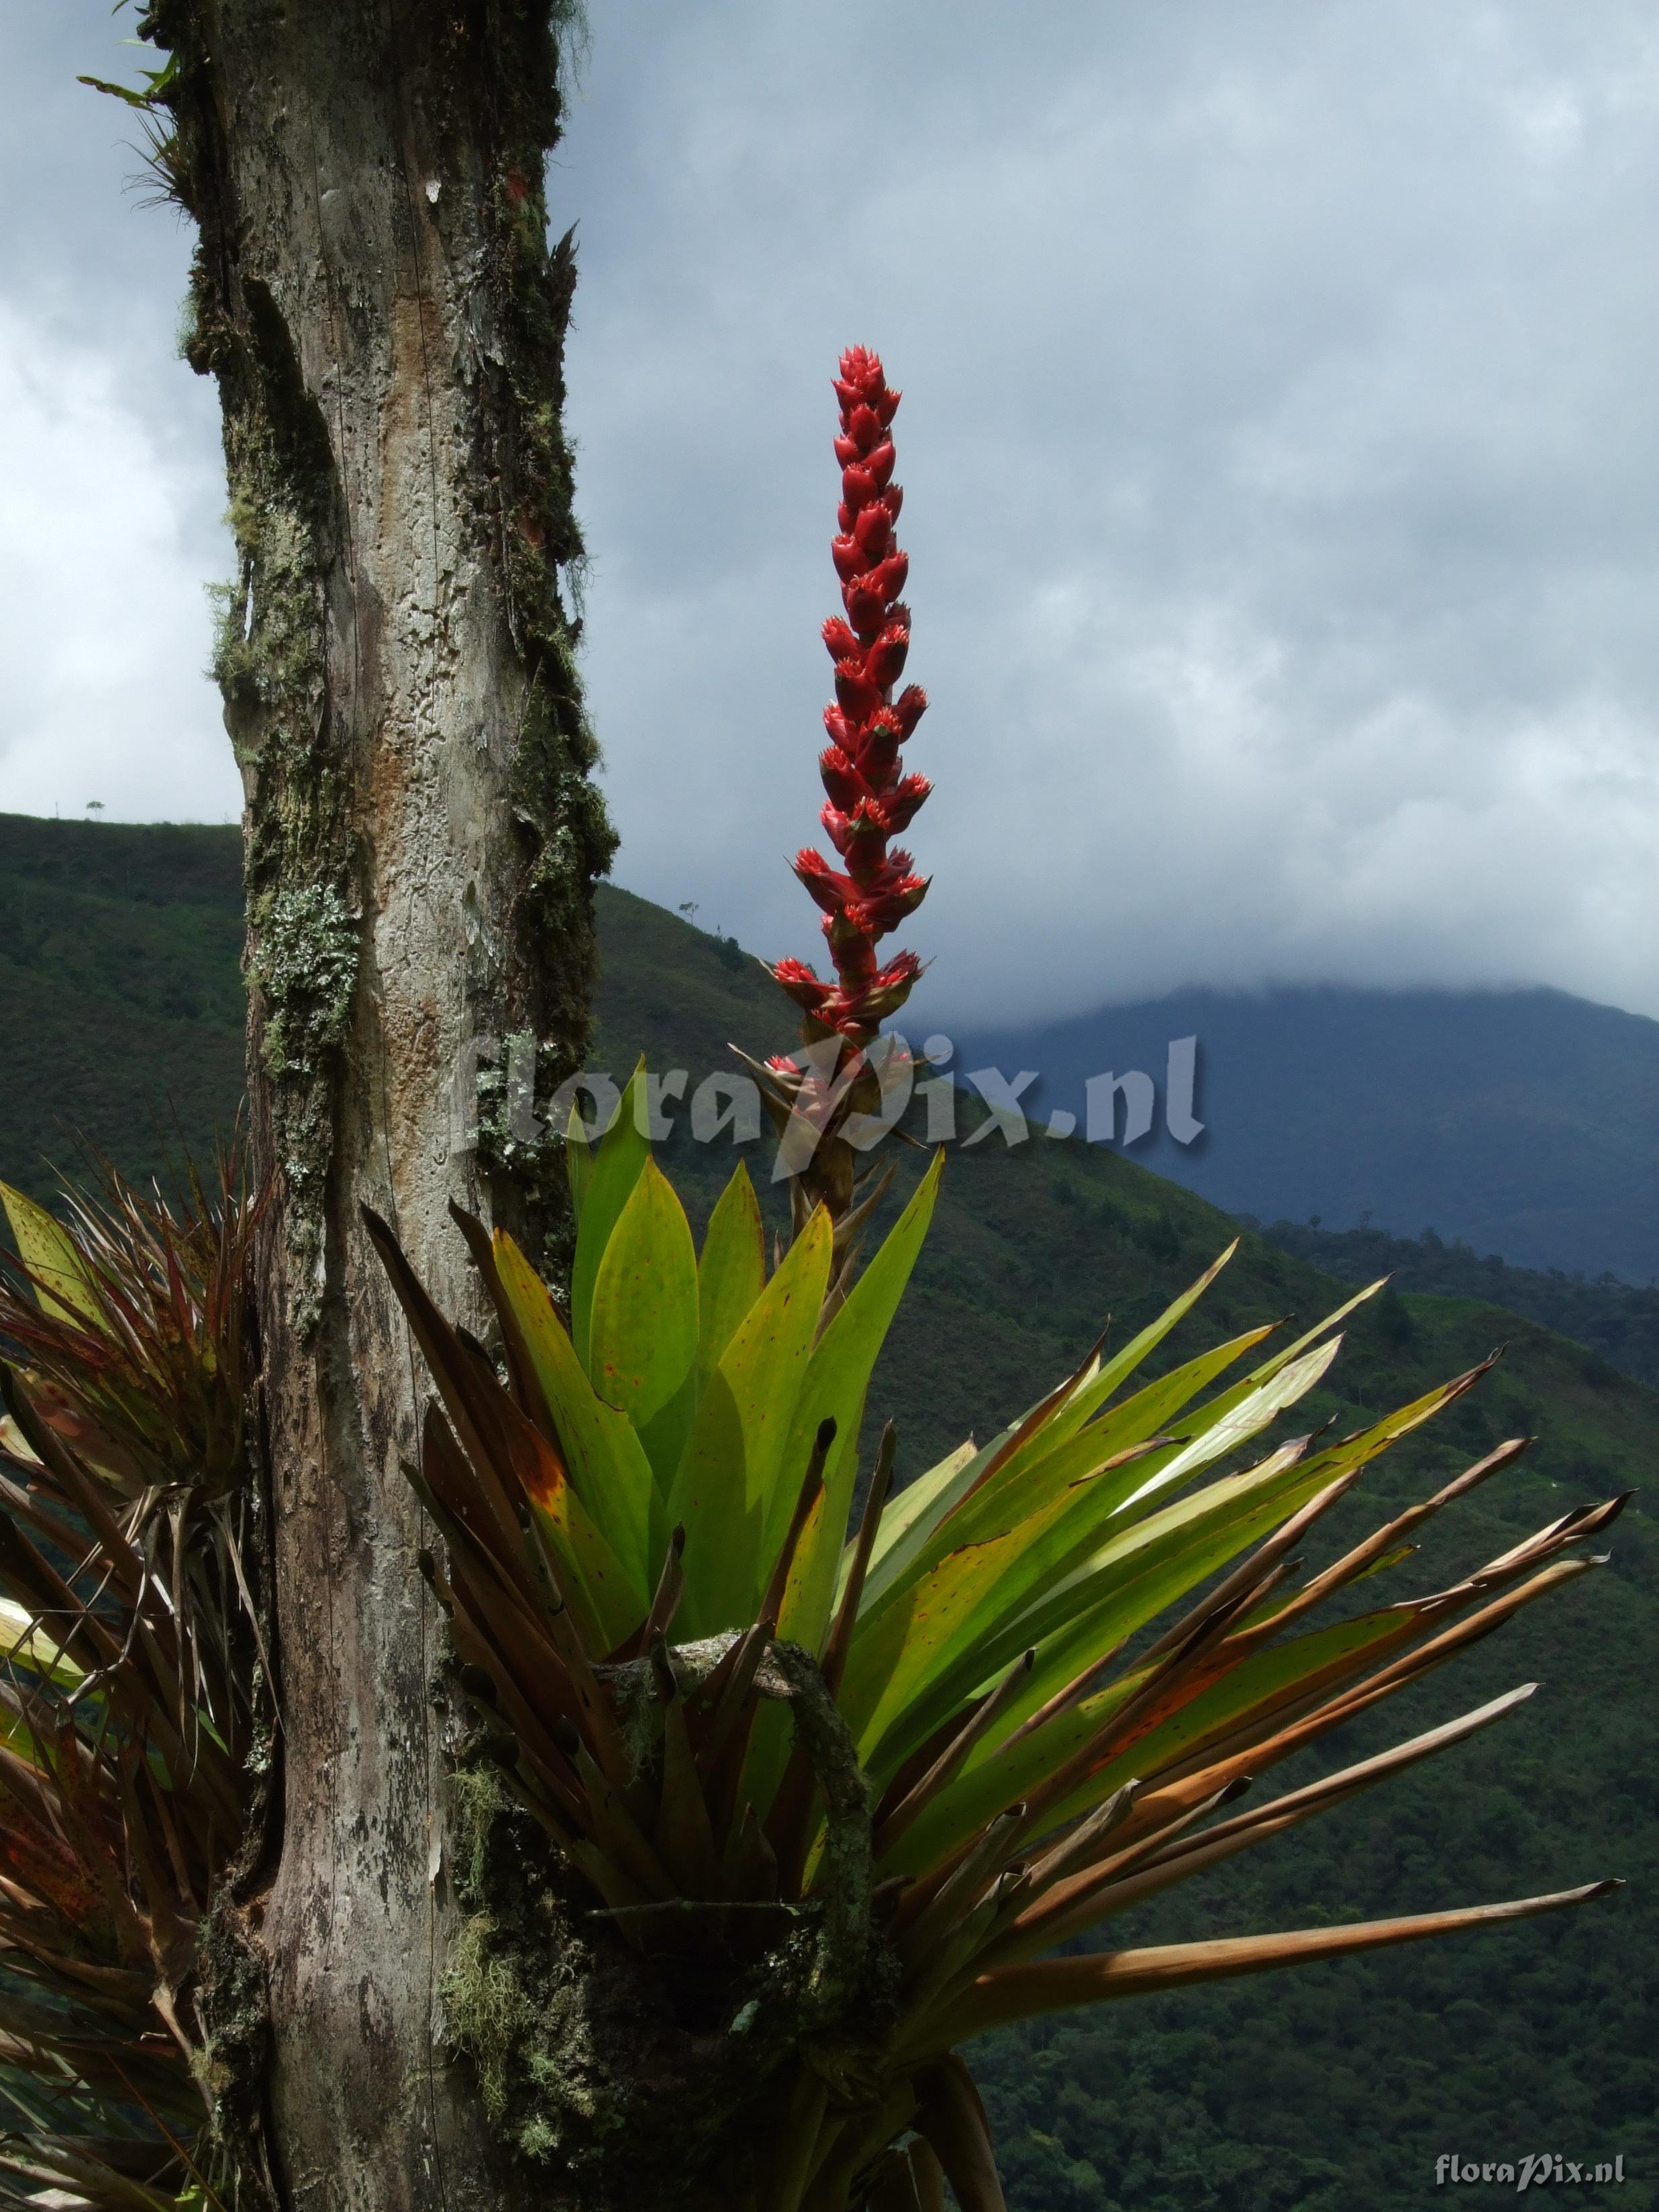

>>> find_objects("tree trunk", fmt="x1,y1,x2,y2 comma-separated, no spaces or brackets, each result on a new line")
152,3,613,2202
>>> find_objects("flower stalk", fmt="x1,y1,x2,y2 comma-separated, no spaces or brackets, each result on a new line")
764,348,932,1258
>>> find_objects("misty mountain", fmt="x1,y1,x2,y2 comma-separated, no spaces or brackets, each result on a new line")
950,983,1659,1284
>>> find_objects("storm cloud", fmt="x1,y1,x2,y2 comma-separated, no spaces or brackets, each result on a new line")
4,0,1655,1021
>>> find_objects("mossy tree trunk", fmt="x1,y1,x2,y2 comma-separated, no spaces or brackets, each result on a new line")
150,3,614,2203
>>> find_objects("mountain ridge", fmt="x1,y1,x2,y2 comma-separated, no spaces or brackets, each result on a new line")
949,978,1659,1283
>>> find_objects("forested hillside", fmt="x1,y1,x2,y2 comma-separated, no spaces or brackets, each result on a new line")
1256,1215,1659,1389
2,815,1654,2207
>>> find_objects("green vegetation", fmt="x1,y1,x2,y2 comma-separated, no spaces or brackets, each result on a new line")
1255,1215,1659,1389
0,815,244,1203
1,821,1652,2207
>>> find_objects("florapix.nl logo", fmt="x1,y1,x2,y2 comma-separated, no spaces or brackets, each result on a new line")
449,1032,1205,1176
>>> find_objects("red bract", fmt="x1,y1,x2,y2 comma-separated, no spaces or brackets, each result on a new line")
770,347,931,1052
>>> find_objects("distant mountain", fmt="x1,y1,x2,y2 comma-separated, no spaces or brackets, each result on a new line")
950,983,1659,1283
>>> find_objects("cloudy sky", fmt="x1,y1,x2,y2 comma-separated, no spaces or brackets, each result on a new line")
3,1,1655,1027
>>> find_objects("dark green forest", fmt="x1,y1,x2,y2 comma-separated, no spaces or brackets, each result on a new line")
1253,1215,1658,1390
1,817,1653,2209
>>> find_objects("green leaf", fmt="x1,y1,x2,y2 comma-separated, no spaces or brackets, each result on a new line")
570,1060,650,1371
668,1206,834,1638
1041,1608,1425,1840
491,1229,654,1595
1016,1242,1242,1464
527,1466,643,1656
697,1162,766,1387
0,1182,102,1329
917,1322,1283,1587
1101,1335,1347,1523
776,1152,945,1656
0,1596,85,1690
895,1360,1480,1776
942,1430,1355,1742
862,1436,981,1589
885,1606,1410,1882
837,1456,1105,1757
587,1158,699,1456
77,53,179,108
958,1436,1315,1757
848,1328,1344,1778
864,1244,1240,1609
566,1099,594,1225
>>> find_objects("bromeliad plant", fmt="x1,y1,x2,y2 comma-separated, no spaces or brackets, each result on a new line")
357,347,1623,2211
372,1091,1623,2212
0,1164,270,2210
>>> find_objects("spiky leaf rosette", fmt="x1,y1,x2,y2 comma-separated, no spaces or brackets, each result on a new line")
0,1165,270,2211
374,1097,1621,2211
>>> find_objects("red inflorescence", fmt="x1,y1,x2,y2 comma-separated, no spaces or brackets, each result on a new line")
770,348,931,1052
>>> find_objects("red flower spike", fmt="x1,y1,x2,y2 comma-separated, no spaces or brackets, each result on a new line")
770,958,835,1014
854,721,902,786
891,685,927,738
773,348,933,1069
879,773,932,833
842,464,878,511
834,660,883,722
866,549,909,601
793,849,853,915
842,581,890,634
864,625,910,690
819,748,872,813
853,503,893,559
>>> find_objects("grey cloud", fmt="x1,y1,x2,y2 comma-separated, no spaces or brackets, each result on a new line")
558,0,1659,1021
3,0,1654,1015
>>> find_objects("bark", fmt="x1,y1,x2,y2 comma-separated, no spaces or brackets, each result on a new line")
148,3,614,2203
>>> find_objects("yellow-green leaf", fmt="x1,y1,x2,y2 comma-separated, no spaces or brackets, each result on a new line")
492,1228,655,1595
775,1152,945,1656
0,1596,85,1690
570,1060,650,1370
566,1098,594,1224
864,1244,1240,1609
588,1159,699,1438
697,1162,767,1387
0,1182,102,1329
885,1608,1409,1881
669,1206,834,1638
527,1474,642,1656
